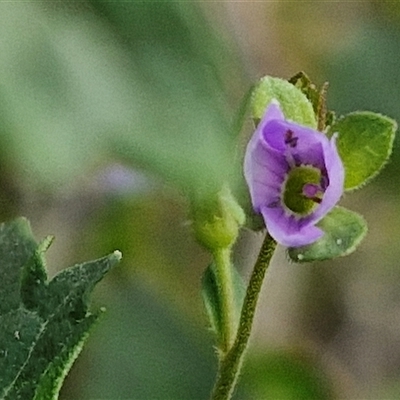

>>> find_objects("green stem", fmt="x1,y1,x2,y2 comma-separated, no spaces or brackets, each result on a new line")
211,233,277,400
213,247,235,354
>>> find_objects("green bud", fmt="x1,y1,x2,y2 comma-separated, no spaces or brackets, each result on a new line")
192,186,245,251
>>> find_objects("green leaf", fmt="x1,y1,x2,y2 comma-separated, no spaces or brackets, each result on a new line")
288,207,367,263
201,262,245,340
328,112,397,190
0,218,121,400
251,76,317,128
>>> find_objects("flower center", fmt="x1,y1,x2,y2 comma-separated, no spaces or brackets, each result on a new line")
283,166,323,215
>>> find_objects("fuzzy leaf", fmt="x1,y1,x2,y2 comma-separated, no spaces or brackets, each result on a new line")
251,76,317,128
328,112,397,190
201,262,245,342
0,218,121,399
288,207,367,263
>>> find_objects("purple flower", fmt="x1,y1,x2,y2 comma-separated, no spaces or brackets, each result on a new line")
244,101,344,247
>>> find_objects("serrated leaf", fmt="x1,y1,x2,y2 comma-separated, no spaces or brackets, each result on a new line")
251,76,317,128
288,207,367,263
201,262,245,342
328,112,397,190
0,218,121,400
32,313,97,400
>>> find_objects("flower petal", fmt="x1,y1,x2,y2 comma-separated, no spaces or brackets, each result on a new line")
263,119,327,168
310,134,344,222
244,102,288,211
261,206,324,247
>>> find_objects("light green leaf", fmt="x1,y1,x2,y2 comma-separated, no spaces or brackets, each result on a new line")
328,112,397,190
251,76,317,128
288,207,367,263
0,218,121,400
201,262,245,341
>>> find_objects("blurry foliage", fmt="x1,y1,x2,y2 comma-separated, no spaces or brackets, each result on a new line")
75,192,208,319
240,350,334,400
61,279,216,400
0,1,246,198
371,0,400,22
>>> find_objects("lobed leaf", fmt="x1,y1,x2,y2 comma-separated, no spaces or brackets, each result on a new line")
288,207,367,263
0,218,121,399
328,112,397,190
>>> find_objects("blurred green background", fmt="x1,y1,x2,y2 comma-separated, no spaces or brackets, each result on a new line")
2,1,400,399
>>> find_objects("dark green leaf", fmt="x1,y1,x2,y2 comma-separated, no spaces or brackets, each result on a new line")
288,207,367,263
0,218,121,399
328,112,397,190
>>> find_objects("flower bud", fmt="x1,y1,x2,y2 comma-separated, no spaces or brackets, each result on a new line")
192,186,245,251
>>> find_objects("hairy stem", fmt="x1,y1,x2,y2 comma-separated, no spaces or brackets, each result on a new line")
211,233,277,400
